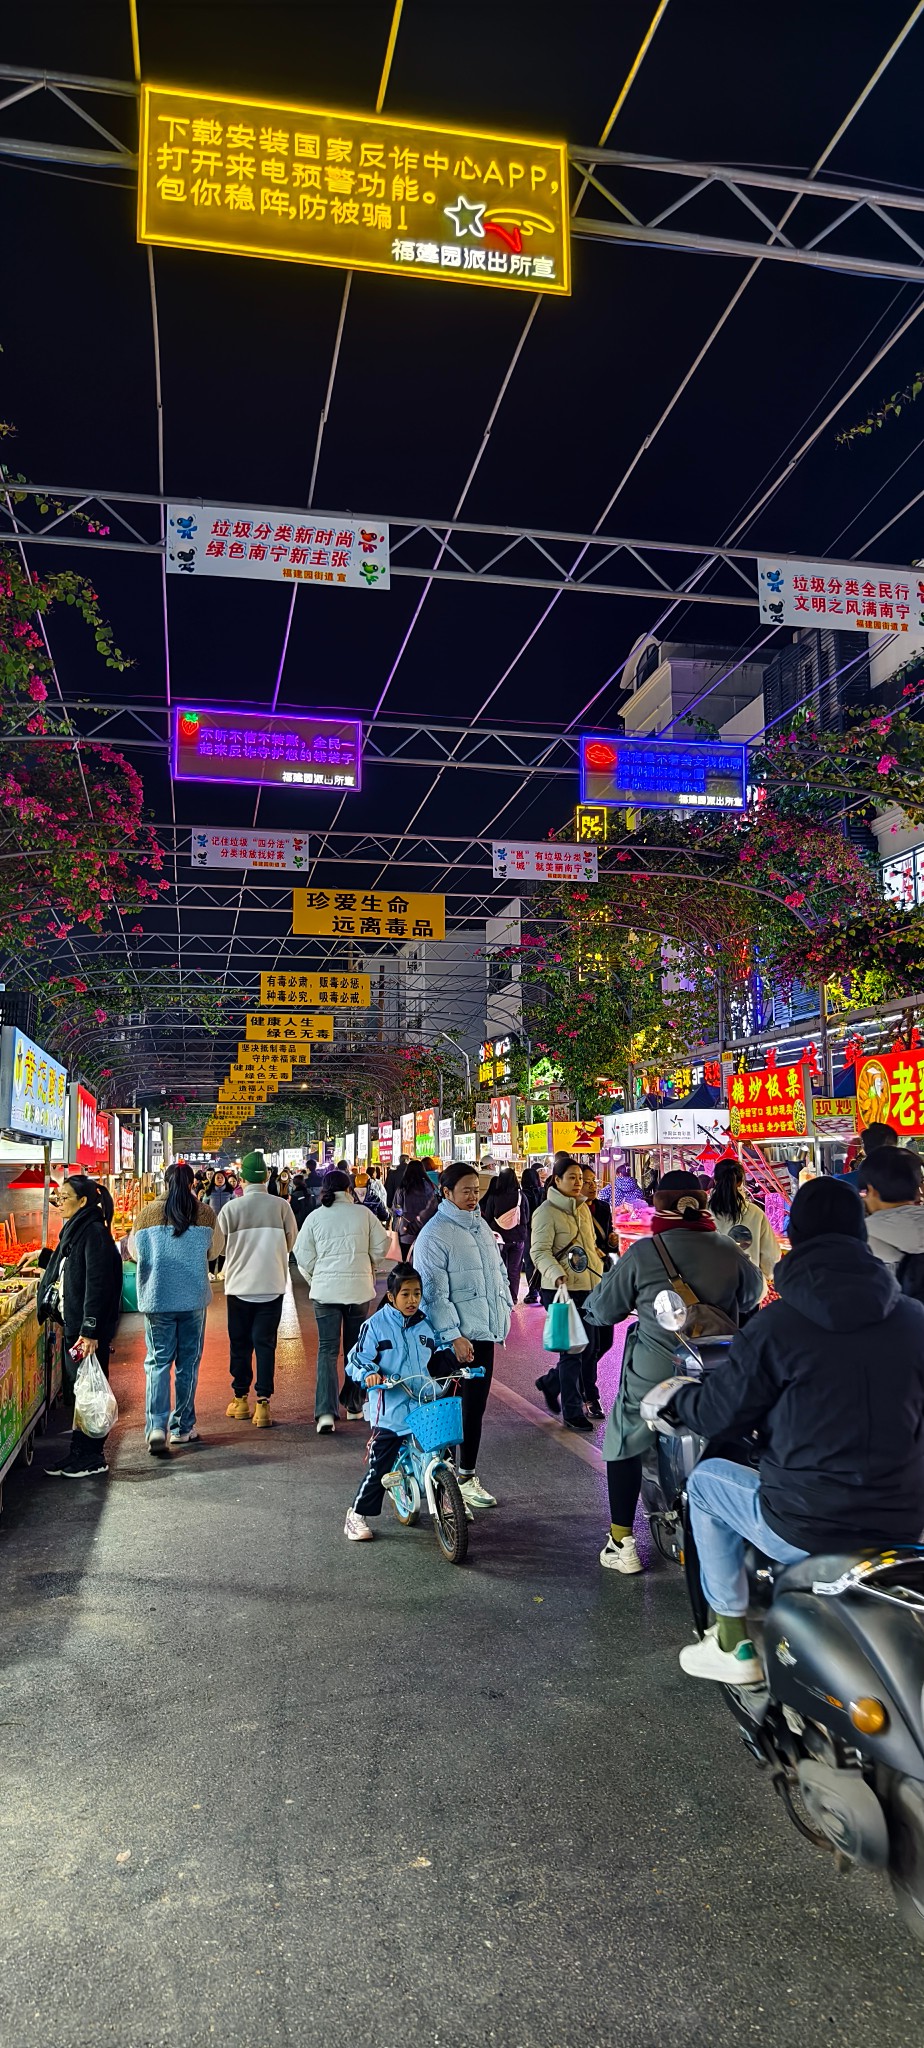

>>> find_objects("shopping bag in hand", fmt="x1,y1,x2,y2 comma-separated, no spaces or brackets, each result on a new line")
543,1280,576,1352
564,1295,589,1351
73,1353,118,1437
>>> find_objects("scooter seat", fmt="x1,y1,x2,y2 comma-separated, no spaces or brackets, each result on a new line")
773,1547,924,1596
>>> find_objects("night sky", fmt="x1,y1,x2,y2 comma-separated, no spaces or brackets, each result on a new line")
4,1,924,1099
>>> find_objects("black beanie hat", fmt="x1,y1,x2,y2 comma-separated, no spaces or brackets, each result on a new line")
788,1176,866,1246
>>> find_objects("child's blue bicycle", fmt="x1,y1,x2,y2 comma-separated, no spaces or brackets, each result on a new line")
364,1367,485,1565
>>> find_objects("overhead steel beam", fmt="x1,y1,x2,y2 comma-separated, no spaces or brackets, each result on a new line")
569,146,924,284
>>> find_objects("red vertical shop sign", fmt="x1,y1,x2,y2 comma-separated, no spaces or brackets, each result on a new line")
74,1085,110,1172
727,1063,812,1143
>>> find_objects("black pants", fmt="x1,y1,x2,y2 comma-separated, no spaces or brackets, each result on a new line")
537,1290,592,1422
581,1320,613,1402
523,1247,541,1300
498,1233,526,1305
607,1455,643,1528
459,1340,494,1474
227,1294,284,1398
352,1426,403,1516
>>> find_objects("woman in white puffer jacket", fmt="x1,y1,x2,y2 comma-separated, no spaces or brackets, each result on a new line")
294,1170,390,1431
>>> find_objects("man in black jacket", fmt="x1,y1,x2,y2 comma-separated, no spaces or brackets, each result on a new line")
645,1178,924,1686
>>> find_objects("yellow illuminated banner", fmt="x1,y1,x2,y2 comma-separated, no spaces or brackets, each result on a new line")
138,85,569,295
260,972,370,1007
245,1013,333,1042
292,887,444,941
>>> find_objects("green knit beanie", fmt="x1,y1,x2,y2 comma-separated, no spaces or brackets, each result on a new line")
240,1151,268,1183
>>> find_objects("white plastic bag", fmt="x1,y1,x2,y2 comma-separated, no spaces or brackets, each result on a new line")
564,1293,589,1352
73,1352,118,1437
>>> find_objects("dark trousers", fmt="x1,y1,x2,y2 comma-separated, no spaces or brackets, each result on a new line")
227,1294,283,1399
523,1248,541,1300
581,1320,613,1401
313,1299,369,1419
459,1340,494,1474
607,1455,643,1529
537,1289,591,1422
498,1233,526,1305
353,1427,404,1517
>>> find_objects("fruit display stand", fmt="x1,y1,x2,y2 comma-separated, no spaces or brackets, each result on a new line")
0,1273,62,1503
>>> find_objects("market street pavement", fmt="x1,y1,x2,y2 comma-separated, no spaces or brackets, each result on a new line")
1,1278,922,2048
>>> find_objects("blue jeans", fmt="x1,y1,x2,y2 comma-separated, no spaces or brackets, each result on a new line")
687,1458,808,1617
144,1310,207,1437
313,1300,369,1420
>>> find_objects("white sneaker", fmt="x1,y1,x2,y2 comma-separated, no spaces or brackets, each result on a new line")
170,1428,200,1445
146,1429,169,1459
599,1534,644,1574
317,1415,335,1434
344,1509,373,1541
458,1474,497,1510
679,1632,764,1685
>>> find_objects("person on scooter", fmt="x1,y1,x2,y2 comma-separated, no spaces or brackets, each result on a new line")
645,1177,924,1684
584,1170,761,1575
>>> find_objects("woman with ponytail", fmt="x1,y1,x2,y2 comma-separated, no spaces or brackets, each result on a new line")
583,1171,762,1577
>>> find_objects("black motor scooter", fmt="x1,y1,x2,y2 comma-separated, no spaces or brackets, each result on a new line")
641,1284,924,1939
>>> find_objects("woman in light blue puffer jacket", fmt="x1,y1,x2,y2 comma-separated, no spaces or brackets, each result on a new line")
412,1161,512,1513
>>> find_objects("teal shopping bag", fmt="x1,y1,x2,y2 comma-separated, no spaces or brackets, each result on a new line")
542,1285,572,1352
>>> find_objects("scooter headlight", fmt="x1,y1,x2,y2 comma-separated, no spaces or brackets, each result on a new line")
849,1697,888,1735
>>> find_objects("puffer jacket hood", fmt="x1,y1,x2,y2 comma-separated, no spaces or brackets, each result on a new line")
865,1203,924,1269
775,1232,900,1331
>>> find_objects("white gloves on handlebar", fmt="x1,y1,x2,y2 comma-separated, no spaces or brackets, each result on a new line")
640,1376,697,1425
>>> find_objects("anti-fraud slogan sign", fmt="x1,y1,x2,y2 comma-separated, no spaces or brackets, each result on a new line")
173,708,361,791
139,86,570,296
757,557,921,637
167,504,389,591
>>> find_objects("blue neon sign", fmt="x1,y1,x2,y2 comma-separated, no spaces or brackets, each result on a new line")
579,734,747,812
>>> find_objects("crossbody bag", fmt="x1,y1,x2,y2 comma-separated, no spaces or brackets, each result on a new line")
651,1232,738,1340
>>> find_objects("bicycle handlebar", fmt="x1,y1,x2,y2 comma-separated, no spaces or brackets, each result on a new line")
363,1368,485,1389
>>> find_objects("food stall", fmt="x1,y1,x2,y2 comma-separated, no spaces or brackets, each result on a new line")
0,1027,69,1492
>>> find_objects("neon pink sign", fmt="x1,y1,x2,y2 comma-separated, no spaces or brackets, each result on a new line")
172,708,362,791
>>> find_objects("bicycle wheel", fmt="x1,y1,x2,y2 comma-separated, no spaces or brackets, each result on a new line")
431,1463,469,1564
390,1469,421,1525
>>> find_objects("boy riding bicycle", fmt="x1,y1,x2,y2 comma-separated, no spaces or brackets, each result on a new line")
343,1264,451,1542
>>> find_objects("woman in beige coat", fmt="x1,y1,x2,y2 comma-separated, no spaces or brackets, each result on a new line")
530,1153,605,1431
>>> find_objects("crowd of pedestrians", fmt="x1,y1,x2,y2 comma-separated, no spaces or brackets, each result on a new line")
35,1132,924,1667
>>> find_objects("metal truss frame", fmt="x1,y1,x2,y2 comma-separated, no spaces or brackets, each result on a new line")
3,478,916,612
0,698,583,779
2,66,923,288
568,146,924,286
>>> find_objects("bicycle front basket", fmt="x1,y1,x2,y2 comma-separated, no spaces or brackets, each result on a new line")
408,1394,463,1453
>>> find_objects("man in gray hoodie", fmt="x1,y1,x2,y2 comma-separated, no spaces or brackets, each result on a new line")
858,1147,924,1275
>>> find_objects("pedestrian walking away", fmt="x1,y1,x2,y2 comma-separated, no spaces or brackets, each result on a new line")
520,1160,549,1304
392,1158,439,1257
38,1176,124,1479
530,1153,605,1432
480,1164,528,1305
343,1263,451,1541
216,1151,298,1428
131,1161,221,1455
584,1170,761,1577
413,1161,512,1512
294,1168,390,1430
287,1172,314,1233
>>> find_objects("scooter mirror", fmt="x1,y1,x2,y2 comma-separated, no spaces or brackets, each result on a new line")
653,1287,687,1330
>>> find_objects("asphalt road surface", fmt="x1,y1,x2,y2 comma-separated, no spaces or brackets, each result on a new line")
1,1278,921,2047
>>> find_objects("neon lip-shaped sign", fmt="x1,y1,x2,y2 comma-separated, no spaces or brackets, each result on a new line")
172,707,362,790
579,733,747,812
